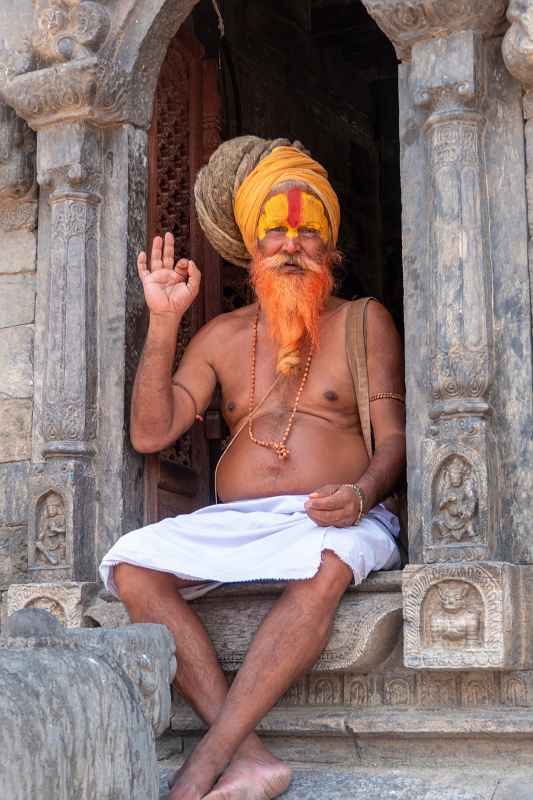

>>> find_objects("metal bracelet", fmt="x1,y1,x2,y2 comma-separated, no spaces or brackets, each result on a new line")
342,483,366,526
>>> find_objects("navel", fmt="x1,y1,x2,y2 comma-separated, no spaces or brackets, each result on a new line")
227,401,236,412
324,390,338,402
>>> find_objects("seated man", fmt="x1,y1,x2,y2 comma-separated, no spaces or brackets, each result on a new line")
100,137,406,800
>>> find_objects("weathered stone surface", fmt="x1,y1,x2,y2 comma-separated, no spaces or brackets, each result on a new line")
190,582,402,673
0,274,35,328
70,623,177,737
0,461,29,525
83,593,131,628
0,229,37,272
0,398,32,461
7,581,97,627
0,525,27,587
403,563,529,670
0,324,33,399
0,609,173,800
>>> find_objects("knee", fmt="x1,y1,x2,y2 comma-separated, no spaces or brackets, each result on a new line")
113,563,151,606
286,550,352,609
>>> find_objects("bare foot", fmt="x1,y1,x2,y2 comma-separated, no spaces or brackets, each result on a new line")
168,759,218,800
203,754,293,800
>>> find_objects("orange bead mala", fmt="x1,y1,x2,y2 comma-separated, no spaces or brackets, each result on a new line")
248,307,313,460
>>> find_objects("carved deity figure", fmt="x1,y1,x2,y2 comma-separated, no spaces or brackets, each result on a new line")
432,457,478,542
35,493,67,566
430,581,482,648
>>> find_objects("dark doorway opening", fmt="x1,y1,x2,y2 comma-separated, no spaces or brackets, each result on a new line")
145,0,401,522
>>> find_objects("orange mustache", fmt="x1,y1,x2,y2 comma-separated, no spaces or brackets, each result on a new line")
250,251,336,374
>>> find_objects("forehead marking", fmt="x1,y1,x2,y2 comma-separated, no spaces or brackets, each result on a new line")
287,188,302,229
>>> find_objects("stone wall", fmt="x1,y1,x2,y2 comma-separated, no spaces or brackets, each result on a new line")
0,101,37,622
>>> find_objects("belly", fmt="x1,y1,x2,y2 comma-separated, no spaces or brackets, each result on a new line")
215,417,370,502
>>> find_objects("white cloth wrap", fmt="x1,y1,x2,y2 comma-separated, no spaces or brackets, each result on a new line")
100,494,401,600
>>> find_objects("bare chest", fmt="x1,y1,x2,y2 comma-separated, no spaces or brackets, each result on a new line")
215,308,358,430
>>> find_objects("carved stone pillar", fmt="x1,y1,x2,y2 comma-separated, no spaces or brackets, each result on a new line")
361,1,533,670
29,121,102,582
411,30,497,564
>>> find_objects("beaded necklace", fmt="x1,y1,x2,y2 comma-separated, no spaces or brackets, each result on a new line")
248,306,313,460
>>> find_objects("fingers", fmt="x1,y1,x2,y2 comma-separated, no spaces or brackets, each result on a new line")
305,485,346,511
163,232,175,270
185,260,201,297
137,251,149,281
151,236,163,271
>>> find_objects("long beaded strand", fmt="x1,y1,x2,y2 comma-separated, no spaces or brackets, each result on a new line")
248,306,313,460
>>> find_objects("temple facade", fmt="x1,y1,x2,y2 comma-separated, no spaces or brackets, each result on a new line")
1,1,533,796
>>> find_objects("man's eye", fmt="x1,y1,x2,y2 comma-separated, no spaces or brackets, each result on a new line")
299,227,318,236
267,226,287,234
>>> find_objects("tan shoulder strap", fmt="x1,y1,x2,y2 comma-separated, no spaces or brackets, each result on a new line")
345,297,376,461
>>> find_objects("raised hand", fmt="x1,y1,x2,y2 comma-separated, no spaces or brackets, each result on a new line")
137,232,201,317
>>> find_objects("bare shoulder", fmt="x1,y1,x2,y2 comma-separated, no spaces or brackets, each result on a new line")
184,303,257,363
364,299,404,386
365,299,401,347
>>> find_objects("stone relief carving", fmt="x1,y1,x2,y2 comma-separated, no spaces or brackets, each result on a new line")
432,456,478,544
403,564,524,670
24,595,66,625
34,0,111,65
0,101,37,232
361,0,507,60
425,580,483,648
33,492,67,568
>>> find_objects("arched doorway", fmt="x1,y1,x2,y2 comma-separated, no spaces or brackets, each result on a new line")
144,0,401,524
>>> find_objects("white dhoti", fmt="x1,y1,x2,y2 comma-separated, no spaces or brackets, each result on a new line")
99,494,401,600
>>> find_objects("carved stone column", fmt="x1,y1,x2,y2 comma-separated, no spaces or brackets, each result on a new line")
411,30,497,565
361,0,533,670
27,122,102,583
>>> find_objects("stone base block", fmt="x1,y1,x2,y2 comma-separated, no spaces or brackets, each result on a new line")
7,581,97,627
190,574,403,673
403,562,532,670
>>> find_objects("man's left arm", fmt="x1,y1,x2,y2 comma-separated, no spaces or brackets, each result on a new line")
305,301,406,527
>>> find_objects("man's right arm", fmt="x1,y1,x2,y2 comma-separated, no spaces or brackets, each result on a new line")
130,231,215,453
130,312,217,453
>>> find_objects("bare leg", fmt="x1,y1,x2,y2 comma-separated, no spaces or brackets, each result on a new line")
170,551,352,799
113,564,289,800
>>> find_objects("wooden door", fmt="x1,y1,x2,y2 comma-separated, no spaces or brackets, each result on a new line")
144,26,223,524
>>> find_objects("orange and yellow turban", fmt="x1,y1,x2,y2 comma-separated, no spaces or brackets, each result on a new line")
233,146,340,257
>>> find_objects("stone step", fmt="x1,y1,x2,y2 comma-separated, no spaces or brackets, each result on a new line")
159,766,533,800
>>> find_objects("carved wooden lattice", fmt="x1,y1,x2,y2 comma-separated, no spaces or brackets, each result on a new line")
151,37,193,469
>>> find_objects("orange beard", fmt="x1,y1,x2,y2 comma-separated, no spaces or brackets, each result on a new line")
250,250,337,374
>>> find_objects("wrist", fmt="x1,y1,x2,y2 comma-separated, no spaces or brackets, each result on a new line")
148,310,182,330
342,483,366,525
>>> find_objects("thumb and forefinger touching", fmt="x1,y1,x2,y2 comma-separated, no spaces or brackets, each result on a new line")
137,232,200,294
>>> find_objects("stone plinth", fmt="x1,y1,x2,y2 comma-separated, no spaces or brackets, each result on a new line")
403,563,532,670
0,609,174,800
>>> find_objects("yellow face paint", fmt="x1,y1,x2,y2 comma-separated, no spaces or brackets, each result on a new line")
257,188,330,243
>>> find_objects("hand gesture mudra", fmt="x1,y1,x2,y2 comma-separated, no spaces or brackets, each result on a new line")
137,232,201,316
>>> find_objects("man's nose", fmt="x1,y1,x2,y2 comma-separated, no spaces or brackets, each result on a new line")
283,236,300,253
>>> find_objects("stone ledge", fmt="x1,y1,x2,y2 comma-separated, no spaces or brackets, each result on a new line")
190,578,402,673
160,766,533,800
172,704,533,737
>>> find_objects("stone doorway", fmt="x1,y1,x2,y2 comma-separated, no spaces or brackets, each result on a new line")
144,0,402,523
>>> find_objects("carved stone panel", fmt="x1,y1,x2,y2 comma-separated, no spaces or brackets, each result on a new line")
28,460,95,581
403,563,527,670
6,581,96,628
191,589,402,673
31,491,67,569
422,432,497,562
